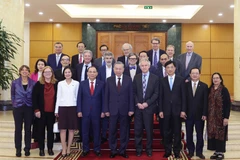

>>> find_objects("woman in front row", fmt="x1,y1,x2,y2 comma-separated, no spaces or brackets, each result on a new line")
32,66,57,156
207,72,231,160
55,66,79,157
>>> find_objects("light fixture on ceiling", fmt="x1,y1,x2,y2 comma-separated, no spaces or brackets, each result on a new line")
218,13,223,16
230,5,234,8
96,19,100,22
39,12,43,15
25,3,30,7
162,20,167,23
49,19,53,22
209,20,213,23
122,5,139,10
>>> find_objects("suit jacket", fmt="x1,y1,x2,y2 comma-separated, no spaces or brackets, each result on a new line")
54,67,76,82
94,57,116,69
77,79,105,117
172,58,184,77
32,81,57,112
147,49,166,65
104,75,134,116
159,75,186,116
123,65,141,79
47,53,66,71
177,52,202,80
97,65,115,82
133,73,159,114
186,81,208,120
154,62,165,78
117,55,127,66
71,54,80,69
75,63,98,82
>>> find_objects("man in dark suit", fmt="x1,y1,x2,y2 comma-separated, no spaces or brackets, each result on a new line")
47,42,66,71
166,45,184,77
94,44,115,68
138,51,156,74
104,61,134,158
97,51,115,144
77,66,105,157
71,42,86,69
117,43,132,66
186,68,208,159
177,41,202,81
147,37,166,68
123,53,141,81
133,59,159,157
155,53,169,78
159,60,186,159
75,50,97,82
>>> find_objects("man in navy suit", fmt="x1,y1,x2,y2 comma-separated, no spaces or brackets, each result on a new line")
133,59,159,157
77,66,105,157
117,43,132,66
94,45,115,68
159,60,186,159
123,53,141,81
104,61,134,158
147,37,166,68
177,41,202,82
71,42,86,69
47,42,66,71
97,51,115,144
155,53,169,78
186,68,208,159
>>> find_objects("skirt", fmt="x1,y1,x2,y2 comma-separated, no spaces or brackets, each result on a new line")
58,106,78,130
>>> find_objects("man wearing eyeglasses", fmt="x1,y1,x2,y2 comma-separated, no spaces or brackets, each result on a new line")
94,45,115,68
123,53,141,81
147,37,166,68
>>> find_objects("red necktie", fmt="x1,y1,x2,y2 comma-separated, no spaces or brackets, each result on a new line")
90,82,94,95
79,54,82,64
117,78,121,92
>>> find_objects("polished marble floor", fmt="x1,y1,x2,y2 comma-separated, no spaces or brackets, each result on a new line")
0,110,240,159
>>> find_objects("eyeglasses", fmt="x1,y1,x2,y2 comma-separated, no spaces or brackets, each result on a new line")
129,58,137,60
152,43,159,45
61,59,70,61
101,49,108,51
43,71,52,74
160,58,168,60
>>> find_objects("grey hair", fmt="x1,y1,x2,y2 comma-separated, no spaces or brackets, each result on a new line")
151,37,160,43
83,50,93,57
114,61,124,68
121,43,133,51
139,59,151,66
104,51,114,58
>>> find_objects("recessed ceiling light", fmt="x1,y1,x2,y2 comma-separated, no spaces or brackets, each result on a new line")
49,19,53,22
25,3,30,7
209,20,213,23
96,19,100,22
230,5,234,8
218,13,223,16
162,20,167,23
39,12,43,15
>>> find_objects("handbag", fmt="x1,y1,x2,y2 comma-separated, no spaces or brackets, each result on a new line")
53,122,59,133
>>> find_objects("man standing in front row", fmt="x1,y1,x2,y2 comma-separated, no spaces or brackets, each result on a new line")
133,59,159,157
159,60,186,159
186,68,208,159
104,61,134,158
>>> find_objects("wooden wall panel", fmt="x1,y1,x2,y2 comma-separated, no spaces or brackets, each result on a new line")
30,41,53,58
112,33,132,59
222,75,233,95
97,33,112,58
211,59,233,74
211,24,233,42
211,42,233,58
131,33,151,54
53,23,82,41
30,23,53,40
201,59,211,75
181,42,210,58
181,24,210,42
52,41,79,57
199,75,211,87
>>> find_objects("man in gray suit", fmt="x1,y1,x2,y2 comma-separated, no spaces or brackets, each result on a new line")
94,44,115,68
177,41,202,82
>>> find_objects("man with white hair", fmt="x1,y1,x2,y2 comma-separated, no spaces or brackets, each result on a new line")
117,43,133,66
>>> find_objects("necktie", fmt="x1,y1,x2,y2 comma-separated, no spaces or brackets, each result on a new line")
193,82,197,97
185,53,191,69
154,52,157,68
129,66,136,70
169,77,173,91
79,54,82,64
90,82,94,95
56,54,60,66
117,78,121,92
142,74,146,98
84,65,88,80
125,58,128,66
102,60,106,66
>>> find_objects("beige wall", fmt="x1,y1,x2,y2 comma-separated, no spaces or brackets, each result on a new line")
181,24,233,95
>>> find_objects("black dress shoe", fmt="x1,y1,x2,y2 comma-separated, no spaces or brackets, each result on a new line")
48,149,54,156
188,152,194,158
136,152,142,157
109,153,117,158
25,149,30,156
81,151,89,157
196,153,205,159
163,152,171,158
146,152,152,157
16,149,21,157
39,150,45,156
216,154,224,160
120,153,129,158
94,151,102,157
101,137,107,144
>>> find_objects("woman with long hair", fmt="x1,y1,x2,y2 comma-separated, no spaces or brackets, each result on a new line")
30,59,47,82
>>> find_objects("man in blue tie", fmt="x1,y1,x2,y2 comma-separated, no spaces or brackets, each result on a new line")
123,53,141,81
159,60,186,159
94,45,116,68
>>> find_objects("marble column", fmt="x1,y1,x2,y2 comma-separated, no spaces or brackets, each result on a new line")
232,0,240,111
0,0,24,108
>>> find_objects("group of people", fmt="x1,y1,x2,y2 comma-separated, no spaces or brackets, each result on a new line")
10,38,231,160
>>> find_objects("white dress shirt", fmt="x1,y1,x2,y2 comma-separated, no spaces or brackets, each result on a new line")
115,75,123,86
55,79,80,113
129,65,137,80
106,66,112,79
